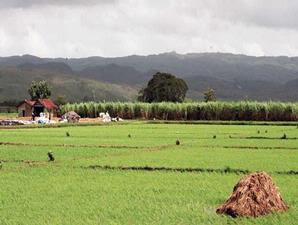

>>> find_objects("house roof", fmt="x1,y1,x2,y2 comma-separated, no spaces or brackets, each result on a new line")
17,99,35,107
17,99,57,109
34,99,57,109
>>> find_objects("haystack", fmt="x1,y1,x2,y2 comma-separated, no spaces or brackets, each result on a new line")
62,111,81,123
216,172,288,218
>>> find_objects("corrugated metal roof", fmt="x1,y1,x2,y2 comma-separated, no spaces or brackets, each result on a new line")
25,100,36,106
17,99,57,109
34,99,57,109
17,99,35,107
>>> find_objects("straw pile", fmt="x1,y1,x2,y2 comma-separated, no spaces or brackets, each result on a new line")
62,111,80,123
216,172,288,217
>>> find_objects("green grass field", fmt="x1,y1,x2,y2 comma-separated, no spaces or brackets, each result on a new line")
0,113,18,119
1,122,298,225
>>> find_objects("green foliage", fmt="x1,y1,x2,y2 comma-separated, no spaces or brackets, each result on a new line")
0,67,137,103
55,95,67,106
0,106,17,113
62,101,298,121
0,113,18,118
204,88,216,102
28,80,52,100
138,72,188,103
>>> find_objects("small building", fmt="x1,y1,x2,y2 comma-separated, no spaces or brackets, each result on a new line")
17,100,35,117
17,99,58,118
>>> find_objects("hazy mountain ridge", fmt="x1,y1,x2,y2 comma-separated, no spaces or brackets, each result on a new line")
0,66,137,102
80,63,146,85
1,52,298,102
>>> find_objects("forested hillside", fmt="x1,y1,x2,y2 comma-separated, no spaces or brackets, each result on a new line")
1,52,298,102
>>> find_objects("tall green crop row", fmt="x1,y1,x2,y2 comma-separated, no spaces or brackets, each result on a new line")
61,101,298,121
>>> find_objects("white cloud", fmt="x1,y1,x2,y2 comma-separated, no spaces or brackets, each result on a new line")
242,43,264,56
0,0,297,57
0,0,116,8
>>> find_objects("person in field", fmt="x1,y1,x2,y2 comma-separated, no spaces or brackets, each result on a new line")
31,112,35,121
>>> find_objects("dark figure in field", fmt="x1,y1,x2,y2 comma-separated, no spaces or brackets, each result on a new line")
47,152,55,162
31,112,35,121
176,140,180,145
128,134,131,138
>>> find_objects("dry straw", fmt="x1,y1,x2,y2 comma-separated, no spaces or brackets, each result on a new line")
216,172,288,217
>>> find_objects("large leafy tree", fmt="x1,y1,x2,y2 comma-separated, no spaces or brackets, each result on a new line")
28,80,52,100
138,72,188,102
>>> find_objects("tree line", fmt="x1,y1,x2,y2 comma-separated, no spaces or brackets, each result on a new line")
24,72,216,105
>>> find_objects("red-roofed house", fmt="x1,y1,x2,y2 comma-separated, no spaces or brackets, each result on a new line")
17,100,35,117
17,99,57,118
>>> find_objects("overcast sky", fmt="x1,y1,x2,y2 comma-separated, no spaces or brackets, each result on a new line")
0,0,298,58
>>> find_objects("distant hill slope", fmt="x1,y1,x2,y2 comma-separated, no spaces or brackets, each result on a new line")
1,52,298,102
18,62,74,75
79,63,147,85
0,66,137,102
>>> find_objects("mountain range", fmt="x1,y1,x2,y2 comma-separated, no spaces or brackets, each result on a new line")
1,52,298,103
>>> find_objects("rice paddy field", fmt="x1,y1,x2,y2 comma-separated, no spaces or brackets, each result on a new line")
1,122,298,225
